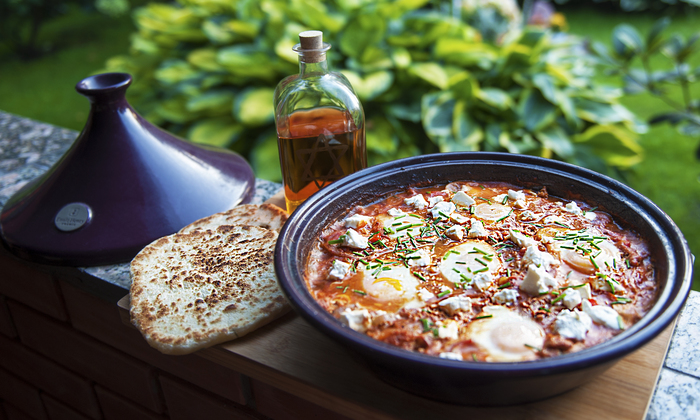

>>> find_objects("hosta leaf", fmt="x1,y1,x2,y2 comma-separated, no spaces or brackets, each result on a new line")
477,88,512,111
218,46,277,80
341,70,394,101
187,48,223,71
386,102,422,123
434,38,497,68
154,97,195,124
534,126,574,158
154,60,200,85
339,14,386,58
409,62,449,90
234,88,275,126
521,89,556,132
250,132,282,182
422,91,456,144
366,117,398,156
573,125,643,167
575,99,636,125
532,73,556,104
452,100,483,150
186,90,234,113
188,118,243,148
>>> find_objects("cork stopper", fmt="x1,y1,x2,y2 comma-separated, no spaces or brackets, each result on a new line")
293,30,330,63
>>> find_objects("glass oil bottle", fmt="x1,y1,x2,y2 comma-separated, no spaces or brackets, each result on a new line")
273,30,366,213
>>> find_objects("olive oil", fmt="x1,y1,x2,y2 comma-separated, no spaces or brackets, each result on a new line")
274,31,366,213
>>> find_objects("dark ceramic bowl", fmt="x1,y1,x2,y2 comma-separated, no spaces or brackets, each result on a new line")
274,152,692,406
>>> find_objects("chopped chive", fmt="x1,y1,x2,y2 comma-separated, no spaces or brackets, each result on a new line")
477,196,491,204
414,272,427,281
554,221,570,228
475,314,493,320
394,214,406,219
502,195,509,205
343,286,348,293
551,294,565,304
474,247,491,255
473,267,489,274
437,290,451,298
560,245,575,250
625,259,631,268
498,282,511,289
328,237,345,245
409,213,422,218
524,344,542,352
456,261,466,264
472,354,478,362
392,222,403,226
452,268,461,274
590,256,599,270
353,289,365,295
474,257,488,267
420,318,432,332
495,209,513,222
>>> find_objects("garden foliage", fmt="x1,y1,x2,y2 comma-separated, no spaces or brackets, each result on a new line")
592,17,700,155
103,0,646,181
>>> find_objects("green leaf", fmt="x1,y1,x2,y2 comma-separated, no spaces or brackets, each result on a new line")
452,100,483,150
408,62,449,90
187,48,224,72
574,99,636,125
532,73,556,104
339,14,386,59
366,117,398,156
154,60,200,85
521,89,556,132
188,118,243,148
434,38,497,68
186,90,234,113
573,125,643,167
612,24,643,58
341,70,394,101
422,91,456,144
477,88,512,111
535,126,574,158
646,17,671,54
217,45,278,81
250,132,282,182
234,88,275,126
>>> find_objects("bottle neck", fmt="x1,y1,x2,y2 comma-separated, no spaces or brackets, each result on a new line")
299,55,329,77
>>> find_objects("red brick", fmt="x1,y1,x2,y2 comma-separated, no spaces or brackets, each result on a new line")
95,386,167,420
2,403,35,420
160,375,262,420
0,334,100,418
40,394,93,420
0,295,17,338
0,249,66,321
0,368,47,420
8,301,163,413
251,379,351,420
61,281,246,404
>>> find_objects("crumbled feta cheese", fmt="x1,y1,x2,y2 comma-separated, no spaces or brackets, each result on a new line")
494,194,507,203
520,210,538,221
522,245,556,268
564,202,582,215
439,352,463,361
452,191,476,207
509,229,537,248
438,294,472,315
493,288,519,304
445,225,465,241
592,275,626,294
407,249,431,267
450,212,469,224
520,264,558,295
437,320,459,340
578,283,592,300
341,228,368,249
430,201,456,219
472,272,493,291
328,260,351,280
344,214,372,229
542,215,566,225
387,208,405,217
405,194,428,210
428,196,444,207
418,288,434,301
508,189,526,202
513,199,527,209
584,211,597,220
339,308,371,332
372,310,398,326
468,220,488,238
562,288,582,309
555,309,592,340
582,300,622,330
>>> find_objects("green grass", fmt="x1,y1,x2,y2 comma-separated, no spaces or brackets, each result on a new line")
0,5,136,131
1,4,699,290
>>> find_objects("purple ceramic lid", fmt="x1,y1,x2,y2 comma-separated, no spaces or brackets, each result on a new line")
0,73,256,266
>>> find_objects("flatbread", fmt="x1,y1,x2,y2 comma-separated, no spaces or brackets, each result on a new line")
129,224,290,355
178,203,288,234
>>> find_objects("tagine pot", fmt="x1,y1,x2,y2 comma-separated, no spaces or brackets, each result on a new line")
0,72,255,266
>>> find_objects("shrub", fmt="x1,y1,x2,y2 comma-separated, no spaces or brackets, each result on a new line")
102,0,645,181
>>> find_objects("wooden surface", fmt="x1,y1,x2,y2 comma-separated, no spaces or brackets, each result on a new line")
117,294,674,420
117,192,674,419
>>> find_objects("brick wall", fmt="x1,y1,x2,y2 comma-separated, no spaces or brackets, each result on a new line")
0,247,350,420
